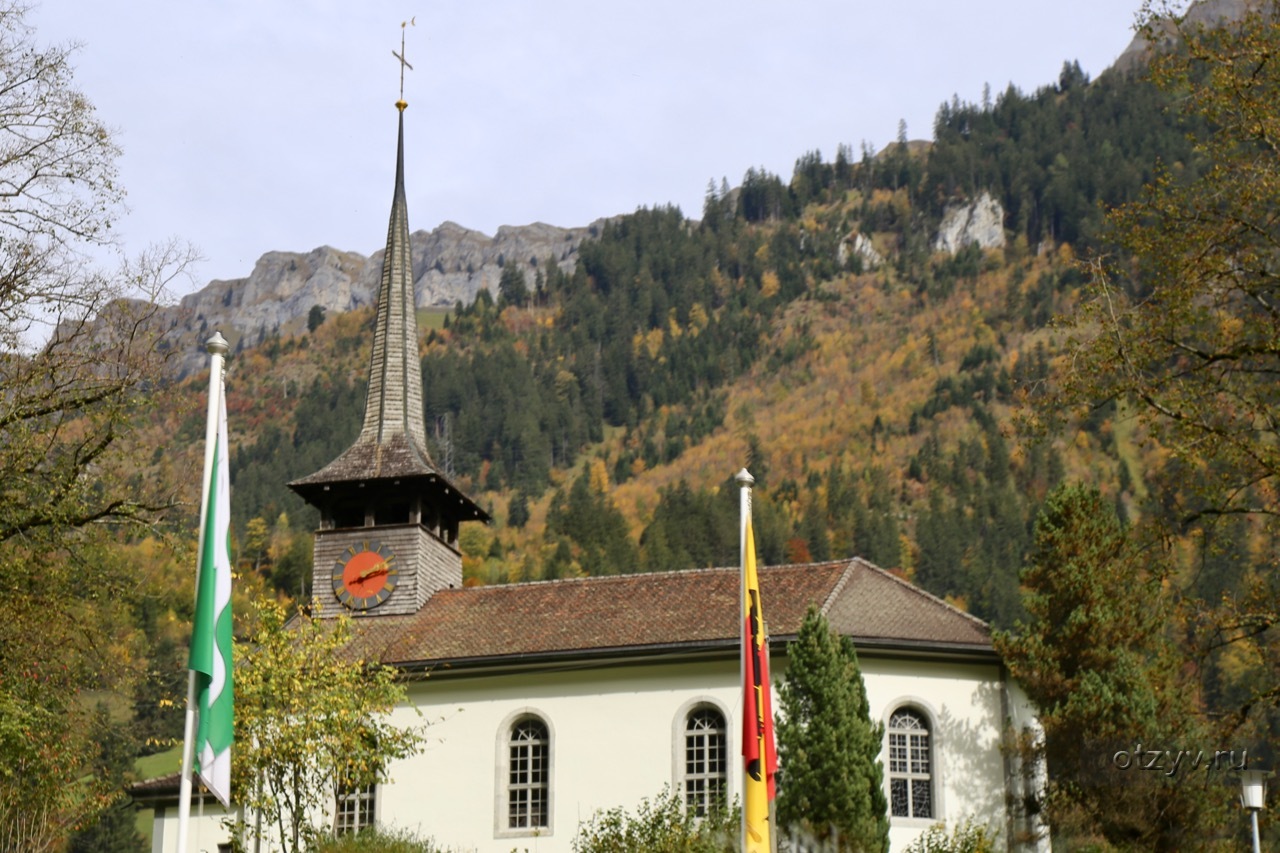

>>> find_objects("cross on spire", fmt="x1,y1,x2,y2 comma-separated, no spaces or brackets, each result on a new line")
393,17,415,110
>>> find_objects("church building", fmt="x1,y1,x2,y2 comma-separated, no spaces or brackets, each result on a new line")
136,93,1046,853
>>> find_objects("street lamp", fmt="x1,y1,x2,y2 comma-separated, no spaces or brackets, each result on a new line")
1240,768,1270,853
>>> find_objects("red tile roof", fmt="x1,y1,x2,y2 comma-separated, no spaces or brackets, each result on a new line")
347,559,991,668
129,772,222,805
132,561,991,802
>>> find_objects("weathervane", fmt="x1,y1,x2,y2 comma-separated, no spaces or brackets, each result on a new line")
393,17,415,110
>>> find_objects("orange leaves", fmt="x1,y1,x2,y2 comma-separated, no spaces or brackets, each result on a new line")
633,327,665,360
760,270,781,300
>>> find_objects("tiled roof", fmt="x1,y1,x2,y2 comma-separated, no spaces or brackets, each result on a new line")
347,559,991,668
130,773,181,794
129,772,222,803
822,558,992,648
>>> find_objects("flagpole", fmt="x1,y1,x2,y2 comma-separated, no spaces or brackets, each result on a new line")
177,332,230,853
736,467,754,853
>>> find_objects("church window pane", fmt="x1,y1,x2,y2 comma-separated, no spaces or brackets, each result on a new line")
508,718,549,829
888,708,932,819
684,707,727,815
335,782,376,835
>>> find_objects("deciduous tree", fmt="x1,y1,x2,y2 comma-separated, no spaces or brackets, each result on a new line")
1030,0,1280,754
232,600,425,853
1043,2,1280,527
0,4,196,848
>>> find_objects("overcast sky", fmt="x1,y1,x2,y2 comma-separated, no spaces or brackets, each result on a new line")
33,1,1142,297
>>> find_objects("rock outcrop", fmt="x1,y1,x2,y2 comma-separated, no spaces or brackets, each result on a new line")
161,220,601,376
933,192,1005,255
401,220,596,308
183,246,372,341
1111,0,1259,74
837,232,883,270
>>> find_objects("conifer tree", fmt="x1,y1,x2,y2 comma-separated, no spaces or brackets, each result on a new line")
775,608,888,852
994,483,1228,847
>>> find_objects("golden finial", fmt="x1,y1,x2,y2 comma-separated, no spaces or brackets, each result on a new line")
393,17,415,111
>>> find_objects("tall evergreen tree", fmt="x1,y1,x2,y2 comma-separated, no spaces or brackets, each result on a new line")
994,483,1227,847
545,468,638,575
497,262,530,308
775,608,888,852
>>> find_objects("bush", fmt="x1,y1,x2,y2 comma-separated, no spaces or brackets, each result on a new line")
311,827,449,852
573,786,737,853
900,819,998,853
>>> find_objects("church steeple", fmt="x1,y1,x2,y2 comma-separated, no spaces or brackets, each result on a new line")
358,106,430,457
290,94,487,617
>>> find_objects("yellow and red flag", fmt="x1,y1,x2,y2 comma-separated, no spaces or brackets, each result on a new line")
742,508,777,851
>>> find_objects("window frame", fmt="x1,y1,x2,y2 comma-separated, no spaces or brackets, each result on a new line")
671,697,733,815
495,709,554,839
334,780,377,836
885,704,939,822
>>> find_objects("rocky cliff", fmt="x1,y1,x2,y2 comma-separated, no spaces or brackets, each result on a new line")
162,219,601,376
933,191,1006,255
1111,0,1259,74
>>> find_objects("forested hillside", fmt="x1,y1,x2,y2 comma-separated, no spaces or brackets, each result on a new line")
25,0,1280,846
207,58,1192,633
136,5,1280,846
26,0,1280,847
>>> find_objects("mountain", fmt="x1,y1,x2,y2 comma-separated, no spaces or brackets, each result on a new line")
140,0,1228,634
41,6,1280,850
158,219,602,377
1111,0,1260,72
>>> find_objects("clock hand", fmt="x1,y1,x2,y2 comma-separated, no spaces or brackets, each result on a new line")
356,560,390,581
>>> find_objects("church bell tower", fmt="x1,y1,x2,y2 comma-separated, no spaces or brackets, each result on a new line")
289,98,488,617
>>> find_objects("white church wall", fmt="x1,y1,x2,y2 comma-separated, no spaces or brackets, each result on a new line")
149,799,232,853
860,656,1011,850
1001,678,1051,852
376,653,1016,853
383,660,741,853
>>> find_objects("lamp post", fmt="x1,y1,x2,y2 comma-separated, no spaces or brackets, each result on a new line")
1240,768,1269,853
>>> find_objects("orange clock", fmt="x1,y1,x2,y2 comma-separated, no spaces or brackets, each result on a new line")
331,541,398,610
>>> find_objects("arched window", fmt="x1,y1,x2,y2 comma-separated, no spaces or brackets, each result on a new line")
888,708,933,818
335,781,376,835
683,707,727,815
507,717,550,830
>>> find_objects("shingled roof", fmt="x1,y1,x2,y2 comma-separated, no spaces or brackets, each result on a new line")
346,558,993,671
288,106,485,522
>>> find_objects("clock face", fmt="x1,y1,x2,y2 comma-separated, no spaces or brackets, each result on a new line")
331,541,398,611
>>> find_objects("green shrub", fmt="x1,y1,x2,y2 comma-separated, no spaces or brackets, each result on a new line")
572,786,737,853
900,819,998,853
310,827,449,853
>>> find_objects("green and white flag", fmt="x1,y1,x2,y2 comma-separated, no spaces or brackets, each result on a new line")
189,391,233,808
